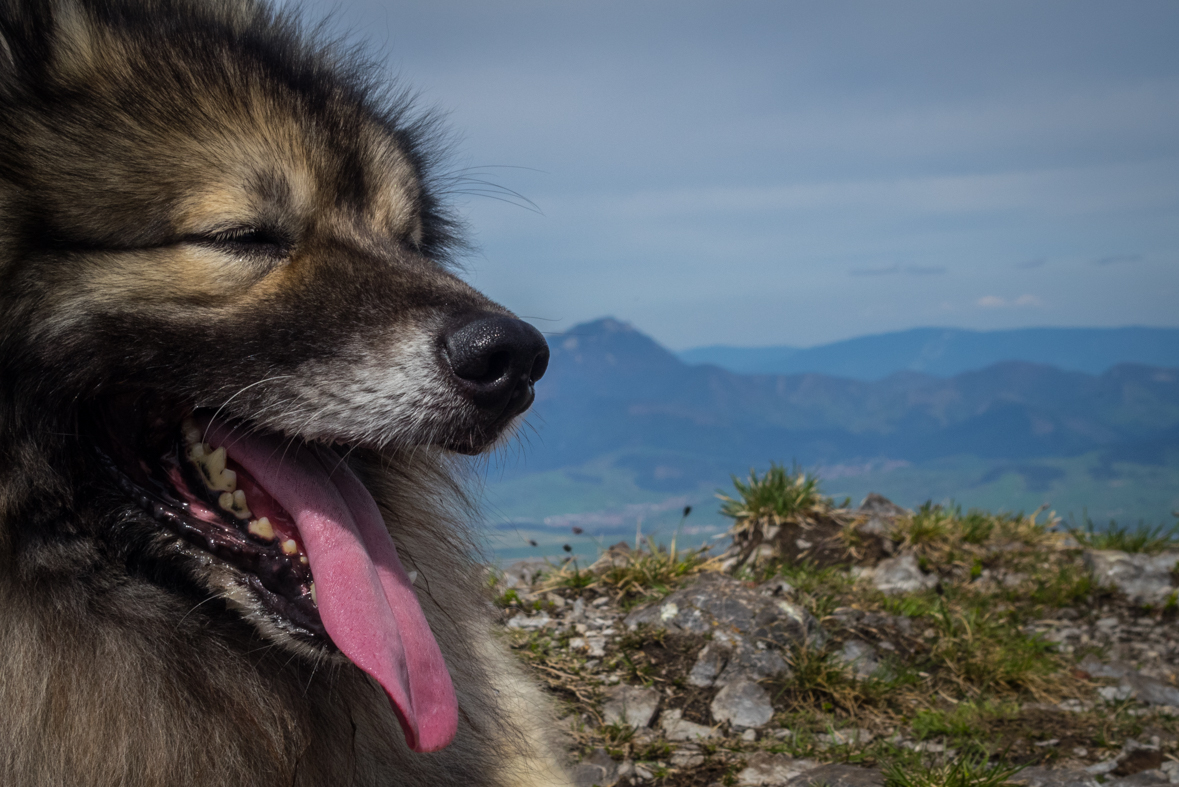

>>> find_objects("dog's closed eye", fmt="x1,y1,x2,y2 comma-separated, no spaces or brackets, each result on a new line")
202,226,293,259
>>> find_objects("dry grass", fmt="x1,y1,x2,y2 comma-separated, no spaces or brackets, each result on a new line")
717,463,856,568
539,536,724,608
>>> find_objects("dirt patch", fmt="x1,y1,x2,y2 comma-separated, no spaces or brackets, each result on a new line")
647,760,731,787
1113,747,1165,776
668,685,716,726
618,631,707,686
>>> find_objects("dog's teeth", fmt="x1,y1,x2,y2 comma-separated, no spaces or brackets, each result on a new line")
282,539,299,555
205,446,227,475
193,445,237,493
218,489,251,519
407,570,418,585
300,556,309,565
309,582,317,606
247,517,274,541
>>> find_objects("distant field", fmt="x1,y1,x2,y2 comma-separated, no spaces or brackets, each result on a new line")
478,452,1179,563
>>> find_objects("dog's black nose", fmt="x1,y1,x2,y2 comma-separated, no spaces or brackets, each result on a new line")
444,315,549,420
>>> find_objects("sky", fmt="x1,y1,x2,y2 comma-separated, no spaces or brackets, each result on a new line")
295,0,1179,349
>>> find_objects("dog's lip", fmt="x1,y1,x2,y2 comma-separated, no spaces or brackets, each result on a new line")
96,403,328,640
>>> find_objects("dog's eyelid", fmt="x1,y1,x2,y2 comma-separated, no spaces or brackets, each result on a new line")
190,226,295,257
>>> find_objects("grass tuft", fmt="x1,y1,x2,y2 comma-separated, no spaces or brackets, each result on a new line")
541,537,720,608
1068,517,1179,554
719,463,831,524
884,752,1024,787
717,463,853,569
597,537,717,607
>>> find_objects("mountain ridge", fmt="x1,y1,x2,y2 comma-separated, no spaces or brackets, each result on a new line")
509,318,1179,496
678,325,1179,380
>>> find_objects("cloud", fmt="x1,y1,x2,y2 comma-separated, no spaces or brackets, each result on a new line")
848,263,945,277
977,294,1045,308
849,263,900,277
1096,254,1143,265
1015,258,1046,269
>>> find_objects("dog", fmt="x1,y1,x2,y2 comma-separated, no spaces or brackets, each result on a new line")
0,1,571,784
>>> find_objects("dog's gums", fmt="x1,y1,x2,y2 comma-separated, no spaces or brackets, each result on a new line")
101,406,325,639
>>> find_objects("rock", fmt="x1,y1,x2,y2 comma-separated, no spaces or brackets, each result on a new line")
584,635,607,657
869,554,937,594
670,748,705,768
602,685,660,729
710,680,774,728
688,632,791,687
816,728,875,747
659,708,715,741
734,752,817,785
785,763,885,786
856,493,907,537
1079,655,1132,679
628,572,818,687
1013,766,1101,786
500,559,549,589
505,611,551,630
688,641,731,686
571,747,619,787
1079,656,1179,706
1087,758,1121,775
1083,550,1179,604
1099,685,1135,703
625,572,824,649
589,542,633,573
1124,675,1179,706
836,640,879,678
759,578,795,597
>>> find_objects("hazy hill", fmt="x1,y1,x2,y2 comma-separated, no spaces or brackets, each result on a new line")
486,319,1179,538
678,326,1179,380
530,319,1179,486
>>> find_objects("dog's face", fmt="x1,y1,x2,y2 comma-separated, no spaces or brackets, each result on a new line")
0,1,546,752
6,3,544,453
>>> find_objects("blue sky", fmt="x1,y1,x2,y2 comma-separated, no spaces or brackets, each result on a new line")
300,0,1179,349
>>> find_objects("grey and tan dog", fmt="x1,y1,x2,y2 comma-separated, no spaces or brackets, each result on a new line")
0,1,570,784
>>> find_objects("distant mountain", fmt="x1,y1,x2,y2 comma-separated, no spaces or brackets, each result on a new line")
516,318,1179,494
678,326,1179,380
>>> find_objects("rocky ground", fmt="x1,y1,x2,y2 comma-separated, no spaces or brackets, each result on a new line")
491,494,1179,787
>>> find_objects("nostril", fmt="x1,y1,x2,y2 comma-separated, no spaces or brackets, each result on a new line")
479,351,511,385
528,349,549,384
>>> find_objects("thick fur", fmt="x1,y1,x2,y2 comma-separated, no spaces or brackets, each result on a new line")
0,1,570,784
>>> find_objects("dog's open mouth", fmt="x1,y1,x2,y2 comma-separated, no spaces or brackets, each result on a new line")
98,401,459,753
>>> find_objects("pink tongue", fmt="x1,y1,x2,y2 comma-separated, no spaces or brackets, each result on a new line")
201,419,458,753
